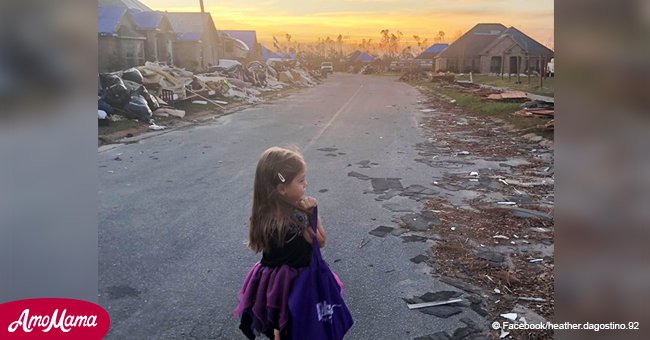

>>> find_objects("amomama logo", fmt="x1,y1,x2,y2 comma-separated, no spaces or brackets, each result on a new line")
0,298,110,339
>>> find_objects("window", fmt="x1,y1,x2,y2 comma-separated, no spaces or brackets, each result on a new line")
121,39,144,67
490,56,502,73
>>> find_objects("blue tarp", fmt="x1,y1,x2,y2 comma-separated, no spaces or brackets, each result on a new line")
415,43,449,59
423,43,449,55
129,10,165,30
261,45,282,60
356,52,374,62
98,6,127,35
221,30,257,52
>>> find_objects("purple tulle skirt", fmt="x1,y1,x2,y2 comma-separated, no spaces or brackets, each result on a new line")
234,262,304,338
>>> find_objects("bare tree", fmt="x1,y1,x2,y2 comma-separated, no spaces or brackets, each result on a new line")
337,34,343,57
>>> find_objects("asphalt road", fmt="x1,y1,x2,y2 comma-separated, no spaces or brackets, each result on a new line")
99,73,485,339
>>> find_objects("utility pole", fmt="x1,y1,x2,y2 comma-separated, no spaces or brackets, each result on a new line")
199,0,206,69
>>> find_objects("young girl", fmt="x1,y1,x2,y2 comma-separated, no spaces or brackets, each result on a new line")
235,147,326,340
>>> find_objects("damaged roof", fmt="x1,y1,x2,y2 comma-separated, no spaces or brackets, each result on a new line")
437,23,507,59
261,45,282,60
356,52,375,62
348,51,374,62
98,6,128,35
220,30,257,51
415,43,449,59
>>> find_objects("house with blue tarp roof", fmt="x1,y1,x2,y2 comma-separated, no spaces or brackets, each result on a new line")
98,0,222,72
98,5,147,71
98,0,175,70
129,10,175,65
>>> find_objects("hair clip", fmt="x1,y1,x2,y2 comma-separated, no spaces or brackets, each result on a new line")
278,173,286,183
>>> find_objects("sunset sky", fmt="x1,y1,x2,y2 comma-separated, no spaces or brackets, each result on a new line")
140,0,554,50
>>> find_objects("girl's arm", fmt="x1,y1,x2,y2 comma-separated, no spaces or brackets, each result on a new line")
303,218,326,248
316,218,326,248
297,196,325,247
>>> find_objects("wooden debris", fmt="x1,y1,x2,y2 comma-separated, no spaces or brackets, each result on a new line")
407,298,463,310
518,297,547,302
487,91,528,101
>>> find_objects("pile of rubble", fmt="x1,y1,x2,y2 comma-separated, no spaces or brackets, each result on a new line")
98,59,323,126
432,80,556,131
512,100,555,131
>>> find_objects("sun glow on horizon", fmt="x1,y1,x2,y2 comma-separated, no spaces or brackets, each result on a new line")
146,1,554,51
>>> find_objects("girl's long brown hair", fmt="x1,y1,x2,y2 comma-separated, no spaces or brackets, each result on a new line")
248,147,306,253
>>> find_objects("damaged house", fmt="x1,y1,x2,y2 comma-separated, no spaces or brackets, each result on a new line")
98,0,175,71
129,10,176,65
435,23,553,74
166,12,221,72
98,6,147,72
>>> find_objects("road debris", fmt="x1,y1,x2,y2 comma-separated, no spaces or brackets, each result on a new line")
359,238,370,248
407,299,463,310
500,313,517,321
518,297,546,302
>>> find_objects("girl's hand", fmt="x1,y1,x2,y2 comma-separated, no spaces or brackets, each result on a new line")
297,196,318,211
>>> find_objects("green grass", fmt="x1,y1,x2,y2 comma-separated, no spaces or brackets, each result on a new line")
417,82,554,139
437,87,522,115
98,118,140,136
455,74,554,97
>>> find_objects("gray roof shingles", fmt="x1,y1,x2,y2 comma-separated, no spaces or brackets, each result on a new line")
437,23,507,59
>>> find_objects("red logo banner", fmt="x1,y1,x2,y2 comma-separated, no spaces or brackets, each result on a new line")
0,298,110,339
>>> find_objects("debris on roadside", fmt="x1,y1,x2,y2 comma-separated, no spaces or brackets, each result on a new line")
98,59,323,136
148,124,166,131
486,91,528,101
407,298,464,310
